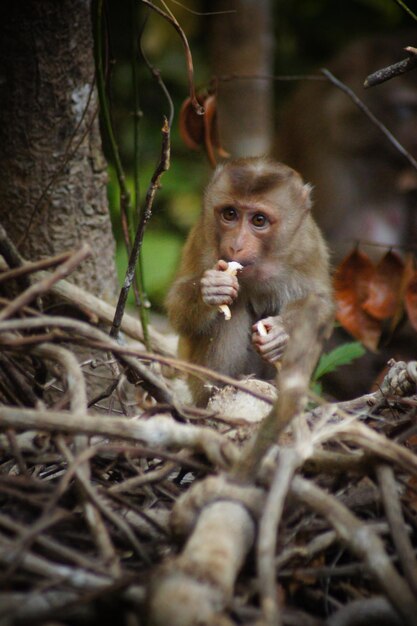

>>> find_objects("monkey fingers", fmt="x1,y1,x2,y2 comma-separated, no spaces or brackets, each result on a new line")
253,334,288,363
201,286,238,307
201,270,239,307
252,319,289,363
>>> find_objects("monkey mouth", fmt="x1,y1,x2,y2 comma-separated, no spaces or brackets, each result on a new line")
236,261,256,274
223,258,254,268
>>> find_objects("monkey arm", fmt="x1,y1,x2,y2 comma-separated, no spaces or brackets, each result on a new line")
166,259,240,338
166,275,217,337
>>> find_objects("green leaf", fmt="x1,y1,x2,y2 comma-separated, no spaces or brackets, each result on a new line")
313,341,366,382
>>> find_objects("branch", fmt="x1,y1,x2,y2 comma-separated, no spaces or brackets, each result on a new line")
364,47,417,88
0,244,92,322
140,0,204,115
321,68,417,172
0,407,238,470
110,118,170,339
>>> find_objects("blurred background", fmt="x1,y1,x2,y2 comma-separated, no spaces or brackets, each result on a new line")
102,0,414,310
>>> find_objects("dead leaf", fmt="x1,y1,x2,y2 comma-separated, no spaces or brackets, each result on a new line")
179,92,228,167
362,251,404,320
179,95,204,150
333,249,381,350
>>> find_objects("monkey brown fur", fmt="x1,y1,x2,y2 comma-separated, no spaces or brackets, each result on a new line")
166,157,334,405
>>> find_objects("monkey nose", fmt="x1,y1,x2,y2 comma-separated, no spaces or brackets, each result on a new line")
229,245,243,256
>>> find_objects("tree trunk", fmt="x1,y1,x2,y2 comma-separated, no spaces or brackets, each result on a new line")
209,0,274,158
0,0,117,300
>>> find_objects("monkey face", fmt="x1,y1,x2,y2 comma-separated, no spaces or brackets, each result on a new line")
214,202,278,270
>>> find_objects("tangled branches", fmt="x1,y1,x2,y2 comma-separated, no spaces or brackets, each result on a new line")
0,244,417,626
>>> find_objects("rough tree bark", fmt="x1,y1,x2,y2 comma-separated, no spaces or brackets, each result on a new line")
0,0,117,300
209,0,274,158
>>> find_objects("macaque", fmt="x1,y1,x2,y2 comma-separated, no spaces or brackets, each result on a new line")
166,157,334,405
277,33,417,262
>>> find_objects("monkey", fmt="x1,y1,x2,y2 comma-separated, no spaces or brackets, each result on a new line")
166,157,334,405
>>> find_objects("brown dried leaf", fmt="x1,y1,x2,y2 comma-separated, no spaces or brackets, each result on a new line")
179,93,228,167
179,95,204,150
362,251,404,320
333,249,381,351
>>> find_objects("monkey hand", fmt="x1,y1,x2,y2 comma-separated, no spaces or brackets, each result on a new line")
200,260,239,307
252,316,289,364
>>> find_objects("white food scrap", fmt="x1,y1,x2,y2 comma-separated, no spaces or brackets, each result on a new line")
256,320,268,337
219,261,243,320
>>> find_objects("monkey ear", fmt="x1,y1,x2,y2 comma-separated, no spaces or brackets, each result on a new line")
302,183,313,210
210,162,226,185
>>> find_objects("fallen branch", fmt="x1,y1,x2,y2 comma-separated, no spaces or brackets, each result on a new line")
0,407,238,469
147,475,264,626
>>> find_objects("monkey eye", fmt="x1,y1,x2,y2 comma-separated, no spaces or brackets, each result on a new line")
221,206,237,222
251,213,268,228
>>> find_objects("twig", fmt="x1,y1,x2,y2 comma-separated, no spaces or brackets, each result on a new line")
167,1,236,16
0,407,239,469
97,0,151,333
0,353,39,407
314,420,417,478
291,475,417,626
0,533,114,591
110,117,170,339
393,0,417,22
0,250,73,284
138,12,174,129
94,0,132,240
33,269,170,354
0,316,275,405
0,224,30,292
0,244,92,322
39,343,120,575
129,0,154,337
364,47,417,88
327,597,403,626
108,460,178,494
0,512,108,575
321,68,417,172
258,448,301,626
57,437,150,564
214,72,326,85
376,464,417,596
140,0,203,115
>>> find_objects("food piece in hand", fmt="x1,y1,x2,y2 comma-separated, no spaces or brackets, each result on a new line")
218,261,243,320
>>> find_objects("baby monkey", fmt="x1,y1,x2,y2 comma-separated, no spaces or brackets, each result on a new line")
166,157,334,405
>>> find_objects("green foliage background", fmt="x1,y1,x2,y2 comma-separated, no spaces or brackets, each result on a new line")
103,0,410,310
